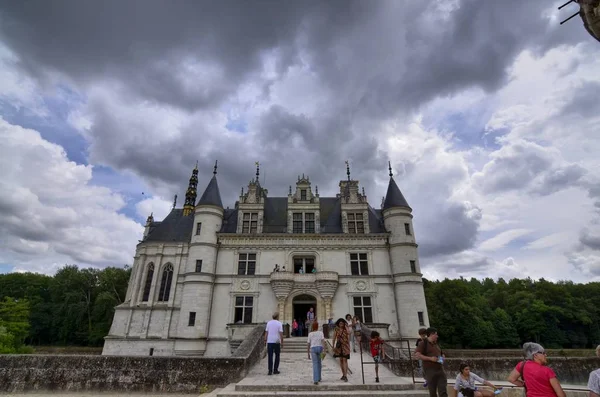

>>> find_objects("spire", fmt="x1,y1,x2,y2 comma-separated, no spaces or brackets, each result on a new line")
345,160,351,181
388,161,393,177
172,194,177,209
182,163,199,216
255,161,260,182
197,161,223,208
383,163,411,210
145,212,154,226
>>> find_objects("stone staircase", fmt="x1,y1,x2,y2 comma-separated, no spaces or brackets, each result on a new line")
207,383,429,397
281,336,310,353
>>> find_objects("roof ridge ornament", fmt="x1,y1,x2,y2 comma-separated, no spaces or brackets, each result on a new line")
345,160,351,181
255,161,260,181
213,160,218,176
389,161,393,177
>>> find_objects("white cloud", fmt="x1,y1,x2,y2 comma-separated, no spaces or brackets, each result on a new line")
0,117,143,274
478,229,533,252
135,196,173,221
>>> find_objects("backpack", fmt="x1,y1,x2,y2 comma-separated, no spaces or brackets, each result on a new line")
421,338,444,357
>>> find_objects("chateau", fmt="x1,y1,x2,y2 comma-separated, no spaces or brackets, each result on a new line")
102,162,430,357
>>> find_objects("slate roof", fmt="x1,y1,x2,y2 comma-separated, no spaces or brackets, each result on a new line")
382,177,411,210
197,176,223,208
143,196,387,243
144,209,195,242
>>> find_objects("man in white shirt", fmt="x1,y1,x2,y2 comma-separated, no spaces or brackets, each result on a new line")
264,312,284,375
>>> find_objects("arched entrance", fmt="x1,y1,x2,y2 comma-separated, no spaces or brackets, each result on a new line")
292,294,316,336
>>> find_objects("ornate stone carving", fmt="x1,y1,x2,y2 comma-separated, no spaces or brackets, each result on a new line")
270,271,339,301
355,280,367,291
363,210,370,234
269,271,294,300
341,211,349,234
315,271,339,300
240,280,251,291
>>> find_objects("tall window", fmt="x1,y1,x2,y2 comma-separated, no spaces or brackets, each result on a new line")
188,312,196,326
195,260,203,273
292,212,315,233
404,223,411,235
141,263,154,302
242,213,258,233
348,213,365,234
300,189,307,200
293,257,315,273
350,253,369,275
418,311,425,326
238,253,256,275
410,260,416,273
234,296,253,323
157,263,174,302
196,222,202,235
353,296,373,323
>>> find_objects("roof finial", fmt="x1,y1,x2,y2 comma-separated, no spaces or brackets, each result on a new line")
315,185,319,196
345,160,351,181
388,161,393,177
362,187,365,196
173,194,177,209
289,185,292,195
241,186,244,196
255,161,260,181
195,160,198,170
213,160,218,176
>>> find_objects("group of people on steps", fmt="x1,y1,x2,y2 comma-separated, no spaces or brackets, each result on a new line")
266,314,600,397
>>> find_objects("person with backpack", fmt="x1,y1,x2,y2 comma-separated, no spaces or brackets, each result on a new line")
507,342,566,397
415,327,447,397
416,327,428,387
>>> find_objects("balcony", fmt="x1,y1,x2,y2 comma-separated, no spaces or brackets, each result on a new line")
269,270,339,300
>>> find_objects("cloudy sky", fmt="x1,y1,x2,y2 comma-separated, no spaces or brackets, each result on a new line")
0,0,598,281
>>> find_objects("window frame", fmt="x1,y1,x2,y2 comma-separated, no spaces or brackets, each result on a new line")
242,212,258,233
300,189,307,201
347,212,365,234
349,252,369,275
404,223,411,236
196,222,202,235
195,259,203,273
353,296,373,323
293,256,316,274
141,263,154,302
292,212,316,234
237,253,257,275
157,263,174,302
410,260,416,273
188,312,196,326
234,296,254,324
418,311,425,326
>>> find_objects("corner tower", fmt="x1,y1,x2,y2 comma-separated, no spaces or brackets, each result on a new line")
382,161,429,338
175,161,223,355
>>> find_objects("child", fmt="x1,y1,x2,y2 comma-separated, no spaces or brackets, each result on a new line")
370,330,385,383
415,328,428,387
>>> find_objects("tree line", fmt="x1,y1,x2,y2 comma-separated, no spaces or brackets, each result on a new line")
1,266,599,351
424,277,600,349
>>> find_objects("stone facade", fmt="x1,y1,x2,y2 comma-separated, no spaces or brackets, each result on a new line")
103,163,430,357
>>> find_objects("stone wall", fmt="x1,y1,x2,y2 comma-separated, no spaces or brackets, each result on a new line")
0,325,266,393
387,357,600,385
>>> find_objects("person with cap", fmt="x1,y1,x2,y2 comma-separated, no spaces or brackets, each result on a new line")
507,342,566,397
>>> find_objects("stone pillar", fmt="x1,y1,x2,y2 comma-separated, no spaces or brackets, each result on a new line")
324,298,332,321
278,298,286,322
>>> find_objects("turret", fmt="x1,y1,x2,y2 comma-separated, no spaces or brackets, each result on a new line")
382,161,429,339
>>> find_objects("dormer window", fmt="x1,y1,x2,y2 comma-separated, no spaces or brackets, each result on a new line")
348,213,364,234
242,213,258,233
293,212,315,233
300,189,307,201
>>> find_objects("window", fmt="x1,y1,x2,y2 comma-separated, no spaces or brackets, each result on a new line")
195,260,203,273
418,311,425,326
196,222,202,235
237,253,256,275
293,257,315,273
300,189,307,200
410,260,416,273
188,312,196,326
149,348,154,356
157,263,174,302
242,213,258,233
347,213,365,234
234,296,253,323
353,296,373,323
404,223,411,235
141,263,154,302
350,253,369,275
293,213,303,233
292,212,315,234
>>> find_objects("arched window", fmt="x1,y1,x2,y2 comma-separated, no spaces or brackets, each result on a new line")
157,263,174,302
141,263,154,302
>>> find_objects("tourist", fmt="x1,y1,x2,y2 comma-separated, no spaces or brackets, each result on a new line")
416,328,428,387
345,314,355,352
415,327,448,397
292,319,299,337
370,330,385,383
307,307,315,330
507,342,566,397
454,363,499,397
353,315,362,352
333,317,351,382
273,264,280,272
307,321,327,385
264,312,283,375
588,345,600,397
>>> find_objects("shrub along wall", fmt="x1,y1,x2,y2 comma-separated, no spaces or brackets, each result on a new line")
0,325,266,393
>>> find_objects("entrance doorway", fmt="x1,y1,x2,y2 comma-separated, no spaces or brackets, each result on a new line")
292,294,316,336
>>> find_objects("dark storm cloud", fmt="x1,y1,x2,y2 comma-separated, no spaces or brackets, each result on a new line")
580,228,600,250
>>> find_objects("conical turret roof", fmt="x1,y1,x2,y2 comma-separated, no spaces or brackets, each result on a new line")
197,175,223,208
383,176,411,210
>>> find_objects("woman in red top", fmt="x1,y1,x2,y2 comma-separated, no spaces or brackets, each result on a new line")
507,343,566,397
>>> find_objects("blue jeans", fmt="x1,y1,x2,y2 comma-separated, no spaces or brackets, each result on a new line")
267,343,280,373
310,346,323,382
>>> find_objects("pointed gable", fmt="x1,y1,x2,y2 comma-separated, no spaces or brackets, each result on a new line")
383,177,411,210
197,176,223,208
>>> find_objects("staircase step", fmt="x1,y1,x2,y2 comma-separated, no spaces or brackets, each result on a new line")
218,388,428,397
236,383,416,392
